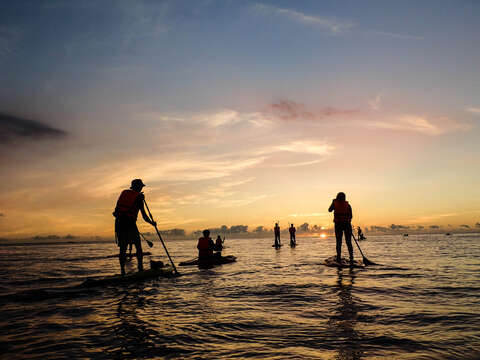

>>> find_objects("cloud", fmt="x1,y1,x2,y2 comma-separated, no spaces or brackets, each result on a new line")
429,225,440,229
269,100,357,121
369,94,382,111
466,107,480,115
272,159,323,167
0,113,67,144
274,140,334,155
366,115,470,136
367,30,424,41
254,3,354,34
289,213,327,217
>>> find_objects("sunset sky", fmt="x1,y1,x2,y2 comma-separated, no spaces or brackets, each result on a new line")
1,0,479,237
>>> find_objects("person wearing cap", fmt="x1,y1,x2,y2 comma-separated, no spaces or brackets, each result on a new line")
113,179,156,275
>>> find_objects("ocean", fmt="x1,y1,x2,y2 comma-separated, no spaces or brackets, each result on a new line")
0,234,479,359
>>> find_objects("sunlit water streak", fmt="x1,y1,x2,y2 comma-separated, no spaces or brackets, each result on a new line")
1,234,479,359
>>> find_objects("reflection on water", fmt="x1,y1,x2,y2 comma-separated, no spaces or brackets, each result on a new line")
329,269,362,360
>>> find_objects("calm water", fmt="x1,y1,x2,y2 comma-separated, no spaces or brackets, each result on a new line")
1,234,479,359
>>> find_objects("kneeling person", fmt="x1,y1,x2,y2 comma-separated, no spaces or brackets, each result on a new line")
197,229,215,261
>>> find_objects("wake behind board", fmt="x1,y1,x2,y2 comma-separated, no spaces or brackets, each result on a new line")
79,265,175,287
323,256,365,269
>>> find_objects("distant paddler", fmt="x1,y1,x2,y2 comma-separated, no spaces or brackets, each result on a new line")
289,223,296,246
274,222,281,247
328,192,354,265
113,179,157,276
357,226,366,240
197,229,215,261
214,235,224,254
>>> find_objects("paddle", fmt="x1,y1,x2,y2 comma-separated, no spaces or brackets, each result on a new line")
139,232,154,248
352,233,376,266
143,199,179,275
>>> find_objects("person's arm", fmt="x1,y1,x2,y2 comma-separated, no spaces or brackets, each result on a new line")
138,194,157,226
348,204,353,221
328,199,335,212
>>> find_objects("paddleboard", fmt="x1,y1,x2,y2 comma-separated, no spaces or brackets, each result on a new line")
272,244,283,248
79,265,175,287
179,255,236,267
323,256,365,269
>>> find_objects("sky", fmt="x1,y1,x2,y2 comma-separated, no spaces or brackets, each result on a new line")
0,0,479,237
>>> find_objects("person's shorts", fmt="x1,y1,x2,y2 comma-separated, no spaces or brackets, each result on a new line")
115,218,140,247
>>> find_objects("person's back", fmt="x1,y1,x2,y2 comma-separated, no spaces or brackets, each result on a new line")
328,192,354,264
198,229,214,259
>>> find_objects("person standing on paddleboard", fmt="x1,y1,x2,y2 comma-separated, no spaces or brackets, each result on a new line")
113,179,157,276
274,223,281,247
289,224,296,246
328,192,354,265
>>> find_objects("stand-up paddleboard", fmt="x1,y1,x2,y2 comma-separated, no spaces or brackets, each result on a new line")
79,265,175,287
179,255,236,267
323,256,365,269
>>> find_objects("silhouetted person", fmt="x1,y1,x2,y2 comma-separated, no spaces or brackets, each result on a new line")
214,234,223,254
113,179,156,275
197,229,215,261
274,223,281,247
289,224,296,246
357,226,366,240
328,192,353,265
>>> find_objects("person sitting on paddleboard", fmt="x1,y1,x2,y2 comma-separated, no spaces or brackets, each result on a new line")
198,229,215,261
357,226,366,240
214,235,223,254
113,179,156,276
289,224,296,246
328,192,354,265
274,223,281,247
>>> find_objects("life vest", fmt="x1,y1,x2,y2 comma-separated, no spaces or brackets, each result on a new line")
289,227,295,234
114,189,140,220
198,237,213,257
215,238,223,248
274,226,280,235
333,200,351,223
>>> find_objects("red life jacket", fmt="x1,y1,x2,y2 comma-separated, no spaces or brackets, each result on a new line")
198,237,213,257
114,189,140,220
333,200,352,223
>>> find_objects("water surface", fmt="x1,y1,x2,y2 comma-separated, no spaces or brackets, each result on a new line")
1,234,479,359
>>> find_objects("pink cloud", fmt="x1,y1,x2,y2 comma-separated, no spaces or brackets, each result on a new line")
269,100,357,121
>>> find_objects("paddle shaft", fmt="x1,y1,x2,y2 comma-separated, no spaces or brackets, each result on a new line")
143,199,179,275
351,233,366,258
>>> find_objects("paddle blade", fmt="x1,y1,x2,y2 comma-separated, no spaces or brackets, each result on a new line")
146,239,153,248
362,256,376,266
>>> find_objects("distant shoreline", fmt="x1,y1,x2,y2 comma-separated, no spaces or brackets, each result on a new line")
1,231,479,245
